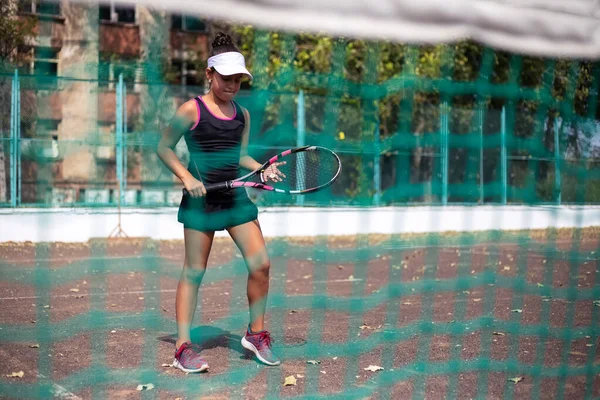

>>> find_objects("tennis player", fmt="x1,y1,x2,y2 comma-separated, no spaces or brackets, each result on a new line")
157,32,283,372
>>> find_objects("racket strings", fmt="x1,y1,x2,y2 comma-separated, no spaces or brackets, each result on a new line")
279,149,339,191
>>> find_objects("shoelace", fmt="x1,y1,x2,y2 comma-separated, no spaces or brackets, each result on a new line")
257,331,273,348
179,342,204,360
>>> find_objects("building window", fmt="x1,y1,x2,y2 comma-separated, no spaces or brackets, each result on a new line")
171,14,206,32
170,60,202,87
21,47,59,77
99,2,135,24
19,0,61,16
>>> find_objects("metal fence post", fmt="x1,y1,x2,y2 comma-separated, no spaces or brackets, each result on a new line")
441,102,449,205
501,106,507,205
296,89,305,206
478,104,484,204
116,73,124,206
10,69,21,207
374,121,381,206
554,117,561,204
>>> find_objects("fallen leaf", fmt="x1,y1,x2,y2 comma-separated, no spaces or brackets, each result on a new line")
306,360,321,365
570,351,587,356
136,383,155,391
364,365,384,372
508,377,523,384
283,375,297,386
6,371,24,378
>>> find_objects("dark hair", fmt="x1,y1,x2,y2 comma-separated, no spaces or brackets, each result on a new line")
210,32,240,57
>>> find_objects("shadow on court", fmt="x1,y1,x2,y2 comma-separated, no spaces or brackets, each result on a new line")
158,326,249,360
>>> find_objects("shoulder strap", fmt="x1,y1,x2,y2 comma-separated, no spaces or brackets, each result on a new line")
189,97,202,131
232,100,245,124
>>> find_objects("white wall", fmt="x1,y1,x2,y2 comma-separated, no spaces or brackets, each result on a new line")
1,206,599,243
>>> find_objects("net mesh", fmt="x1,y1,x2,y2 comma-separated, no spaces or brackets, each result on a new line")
1,3,600,399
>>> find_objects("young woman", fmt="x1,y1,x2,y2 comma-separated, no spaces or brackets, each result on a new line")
157,33,283,372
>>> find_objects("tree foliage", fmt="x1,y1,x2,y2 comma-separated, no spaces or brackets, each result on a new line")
231,27,599,203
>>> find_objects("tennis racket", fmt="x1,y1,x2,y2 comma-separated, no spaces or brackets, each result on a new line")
183,145,341,195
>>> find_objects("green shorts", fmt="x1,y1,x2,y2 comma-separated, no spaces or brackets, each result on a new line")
177,194,259,232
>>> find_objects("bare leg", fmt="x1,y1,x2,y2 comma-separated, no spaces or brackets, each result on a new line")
175,228,214,349
227,220,270,333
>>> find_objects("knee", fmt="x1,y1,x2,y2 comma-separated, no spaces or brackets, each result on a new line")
248,257,270,278
182,265,206,285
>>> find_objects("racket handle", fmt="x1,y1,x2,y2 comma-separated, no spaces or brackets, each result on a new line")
182,181,230,196
203,182,230,192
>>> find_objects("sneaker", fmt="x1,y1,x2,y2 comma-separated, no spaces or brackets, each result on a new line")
172,342,209,373
241,327,281,366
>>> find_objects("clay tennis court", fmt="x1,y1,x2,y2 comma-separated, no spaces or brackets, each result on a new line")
1,228,599,399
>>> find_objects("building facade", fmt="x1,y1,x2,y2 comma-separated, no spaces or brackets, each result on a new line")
11,0,211,205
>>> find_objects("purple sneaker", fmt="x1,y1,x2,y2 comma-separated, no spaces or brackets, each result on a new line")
172,342,209,373
241,327,281,366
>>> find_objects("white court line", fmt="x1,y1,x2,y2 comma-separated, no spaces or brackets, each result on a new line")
0,346,82,399
0,279,363,301
0,254,180,264
3,238,593,264
38,373,82,400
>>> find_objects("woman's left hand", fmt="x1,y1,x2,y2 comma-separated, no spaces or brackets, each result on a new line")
262,162,286,183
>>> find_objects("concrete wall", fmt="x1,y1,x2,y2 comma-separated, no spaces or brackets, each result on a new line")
1,205,599,242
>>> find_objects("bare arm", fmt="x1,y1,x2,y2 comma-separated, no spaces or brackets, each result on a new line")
156,100,206,197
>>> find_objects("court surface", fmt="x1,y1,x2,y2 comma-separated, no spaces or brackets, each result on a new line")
1,228,599,399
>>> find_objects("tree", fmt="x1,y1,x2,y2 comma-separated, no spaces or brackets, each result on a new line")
228,27,598,204
0,1,36,203
0,1,36,71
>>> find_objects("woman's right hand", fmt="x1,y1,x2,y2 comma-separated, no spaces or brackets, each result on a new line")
183,176,207,198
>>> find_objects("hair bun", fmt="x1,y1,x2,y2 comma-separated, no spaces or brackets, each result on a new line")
212,32,233,49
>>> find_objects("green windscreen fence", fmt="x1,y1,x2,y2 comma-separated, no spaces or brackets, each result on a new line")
1,29,600,399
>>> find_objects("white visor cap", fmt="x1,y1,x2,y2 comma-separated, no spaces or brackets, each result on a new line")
207,52,253,80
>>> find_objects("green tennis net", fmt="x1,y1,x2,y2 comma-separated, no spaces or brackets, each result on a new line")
1,21,599,399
